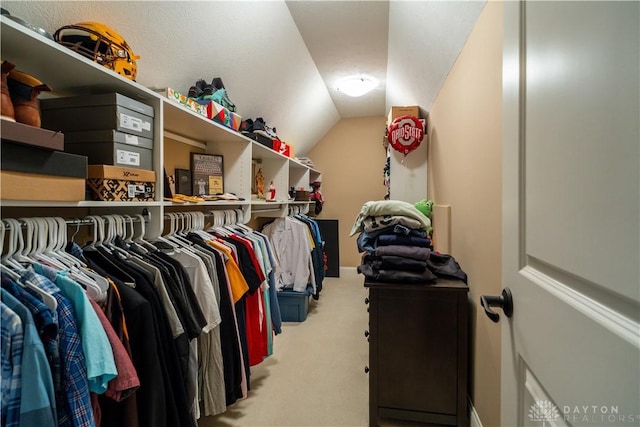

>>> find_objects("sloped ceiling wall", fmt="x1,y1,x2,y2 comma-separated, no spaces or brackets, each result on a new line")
2,1,486,155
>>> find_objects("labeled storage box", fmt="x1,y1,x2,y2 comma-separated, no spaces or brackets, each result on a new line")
387,105,420,124
1,118,65,151
87,165,155,201
277,288,311,322
64,130,153,170
0,170,85,201
41,92,155,139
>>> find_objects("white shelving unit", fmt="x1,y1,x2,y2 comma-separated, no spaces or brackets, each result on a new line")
0,17,320,237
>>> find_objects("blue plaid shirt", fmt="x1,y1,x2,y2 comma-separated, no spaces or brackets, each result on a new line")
1,302,23,427
21,269,95,427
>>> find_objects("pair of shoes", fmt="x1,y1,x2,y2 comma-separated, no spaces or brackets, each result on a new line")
240,118,254,134
188,79,207,99
1,59,51,127
253,117,278,139
187,77,236,112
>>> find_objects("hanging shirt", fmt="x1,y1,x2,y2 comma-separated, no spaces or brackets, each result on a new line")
262,217,313,292
21,268,95,427
1,302,23,427
86,297,139,402
2,289,57,427
1,275,59,400
34,263,117,395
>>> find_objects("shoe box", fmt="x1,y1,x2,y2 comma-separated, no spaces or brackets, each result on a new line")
63,130,153,170
86,165,155,202
158,87,242,131
0,118,65,151
40,92,155,140
243,132,292,158
194,99,242,131
0,140,87,201
244,131,274,149
387,105,420,124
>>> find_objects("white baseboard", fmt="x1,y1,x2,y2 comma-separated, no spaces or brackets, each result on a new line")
469,397,483,427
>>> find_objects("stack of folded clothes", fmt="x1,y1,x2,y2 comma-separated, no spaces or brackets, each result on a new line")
350,200,467,284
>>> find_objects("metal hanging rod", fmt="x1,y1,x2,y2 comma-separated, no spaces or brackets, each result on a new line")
1,209,150,230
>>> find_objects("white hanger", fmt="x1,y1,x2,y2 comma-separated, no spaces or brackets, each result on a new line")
42,217,81,270
133,213,156,252
31,217,67,270
2,218,31,270
2,218,58,311
0,221,20,281
53,217,85,268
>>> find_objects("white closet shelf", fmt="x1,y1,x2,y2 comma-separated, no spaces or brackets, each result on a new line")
0,17,160,106
0,16,322,228
0,200,164,208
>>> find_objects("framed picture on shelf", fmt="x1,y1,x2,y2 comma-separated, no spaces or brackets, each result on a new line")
174,168,192,195
190,153,224,196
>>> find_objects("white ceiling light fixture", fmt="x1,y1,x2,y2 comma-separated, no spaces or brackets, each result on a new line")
336,74,379,97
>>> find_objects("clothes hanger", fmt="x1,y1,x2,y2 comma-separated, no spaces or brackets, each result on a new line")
30,217,67,270
169,212,201,250
3,218,36,269
17,217,39,265
54,217,86,267
153,212,179,252
44,217,105,301
43,217,83,270
132,213,156,252
0,222,20,281
2,218,58,311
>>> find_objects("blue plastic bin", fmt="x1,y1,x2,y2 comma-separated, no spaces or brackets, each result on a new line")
277,287,312,322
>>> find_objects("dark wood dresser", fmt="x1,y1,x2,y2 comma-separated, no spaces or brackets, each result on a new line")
364,279,469,427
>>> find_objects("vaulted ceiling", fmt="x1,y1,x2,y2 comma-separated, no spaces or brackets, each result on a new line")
2,1,486,155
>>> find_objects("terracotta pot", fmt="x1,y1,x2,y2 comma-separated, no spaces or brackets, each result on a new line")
1,60,16,121
7,68,51,128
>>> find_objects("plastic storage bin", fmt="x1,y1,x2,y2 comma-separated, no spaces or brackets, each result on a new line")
277,288,312,322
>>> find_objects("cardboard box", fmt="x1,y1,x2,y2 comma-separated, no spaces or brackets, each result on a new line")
41,93,155,139
1,141,87,178
195,100,242,131
245,131,274,149
1,118,65,151
273,139,291,157
64,130,153,170
387,105,420,124
157,89,241,130
0,170,85,201
162,87,209,118
87,165,156,202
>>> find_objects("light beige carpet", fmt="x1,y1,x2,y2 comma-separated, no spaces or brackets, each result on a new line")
198,267,371,427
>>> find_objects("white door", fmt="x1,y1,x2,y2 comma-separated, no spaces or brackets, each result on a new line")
501,1,639,426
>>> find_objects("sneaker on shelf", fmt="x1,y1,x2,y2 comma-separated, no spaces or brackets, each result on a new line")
240,118,254,134
202,83,215,97
211,88,236,112
195,79,207,97
211,77,225,90
264,125,278,139
188,84,202,99
253,117,266,132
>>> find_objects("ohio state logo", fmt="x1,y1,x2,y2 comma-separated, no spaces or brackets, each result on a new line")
388,115,424,155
